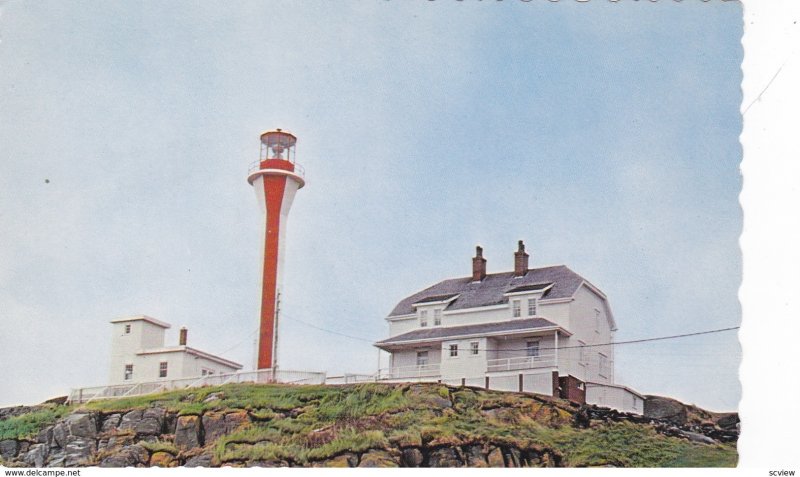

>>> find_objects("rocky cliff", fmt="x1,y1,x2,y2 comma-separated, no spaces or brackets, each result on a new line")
0,383,738,468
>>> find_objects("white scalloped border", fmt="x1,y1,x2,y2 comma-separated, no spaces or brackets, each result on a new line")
739,0,800,469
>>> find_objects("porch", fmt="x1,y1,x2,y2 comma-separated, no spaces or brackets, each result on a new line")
485,331,559,373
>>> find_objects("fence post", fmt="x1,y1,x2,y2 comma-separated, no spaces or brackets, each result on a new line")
485,376,490,390
519,373,523,393
461,378,466,387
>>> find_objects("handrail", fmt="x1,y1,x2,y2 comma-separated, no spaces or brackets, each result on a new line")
67,368,327,404
248,160,305,178
377,363,441,380
486,354,556,372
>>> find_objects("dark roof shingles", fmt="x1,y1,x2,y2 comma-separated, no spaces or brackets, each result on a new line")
388,265,585,317
376,317,559,346
412,293,459,305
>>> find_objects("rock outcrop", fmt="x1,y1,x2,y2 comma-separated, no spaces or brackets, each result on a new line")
0,383,738,468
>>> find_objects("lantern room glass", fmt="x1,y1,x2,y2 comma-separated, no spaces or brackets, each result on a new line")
260,130,296,163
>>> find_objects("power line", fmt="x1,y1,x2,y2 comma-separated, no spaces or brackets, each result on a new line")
214,326,259,356
281,312,377,343
537,326,741,352
279,314,738,352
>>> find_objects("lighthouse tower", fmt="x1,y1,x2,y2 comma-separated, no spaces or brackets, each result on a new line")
247,129,305,370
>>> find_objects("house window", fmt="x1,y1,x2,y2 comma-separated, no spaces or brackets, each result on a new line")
433,309,442,326
159,361,168,378
599,353,609,377
526,341,540,358
124,324,131,334
470,342,479,355
449,344,459,357
416,351,429,366
124,364,133,381
202,368,215,376
512,300,521,318
578,341,587,365
420,310,428,327
527,298,537,316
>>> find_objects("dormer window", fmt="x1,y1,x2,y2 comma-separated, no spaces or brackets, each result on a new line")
433,309,442,326
420,310,428,327
527,298,537,316
512,300,521,318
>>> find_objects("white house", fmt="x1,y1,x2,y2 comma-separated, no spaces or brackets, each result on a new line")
108,315,242,386
374,242,644,414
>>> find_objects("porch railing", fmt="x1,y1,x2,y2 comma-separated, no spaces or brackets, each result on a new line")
67,368,326,404
325,373,378,385
376,363,441,380
486,354,556,373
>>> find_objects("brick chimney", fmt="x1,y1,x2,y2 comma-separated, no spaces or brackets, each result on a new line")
472,245,487,282
179,327,188,346
514,240,529,277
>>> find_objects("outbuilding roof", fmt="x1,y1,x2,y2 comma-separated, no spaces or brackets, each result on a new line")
110,315,171,329
136,346,243,369
375,317,565,349
388,265,587,317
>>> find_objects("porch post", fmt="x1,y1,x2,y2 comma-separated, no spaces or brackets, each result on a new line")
554,331,559,368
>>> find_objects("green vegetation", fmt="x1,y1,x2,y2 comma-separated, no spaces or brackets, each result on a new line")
2,383,737,467
0,405,72,440
140,440,180,455
82,383,339,415
538,421,737,467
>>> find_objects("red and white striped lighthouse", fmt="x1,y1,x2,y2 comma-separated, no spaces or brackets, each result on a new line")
247,129,305,370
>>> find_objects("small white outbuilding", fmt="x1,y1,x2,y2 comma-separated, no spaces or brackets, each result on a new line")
108,315,242,386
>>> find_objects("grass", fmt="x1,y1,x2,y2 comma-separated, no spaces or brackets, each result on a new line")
214,423,388,464
536,421,738,467
140,440,180,455
0,404,72,440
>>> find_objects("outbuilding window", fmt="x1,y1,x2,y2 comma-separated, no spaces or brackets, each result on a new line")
124,324,131,334
159,361,168,378
124,364,133,381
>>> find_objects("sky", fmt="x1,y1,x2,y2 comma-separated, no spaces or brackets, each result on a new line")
0,1,744,411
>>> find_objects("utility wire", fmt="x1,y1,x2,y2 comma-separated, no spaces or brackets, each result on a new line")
281,312,377,343
278,311,739,352
214,326,259,356
534,326,741,352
